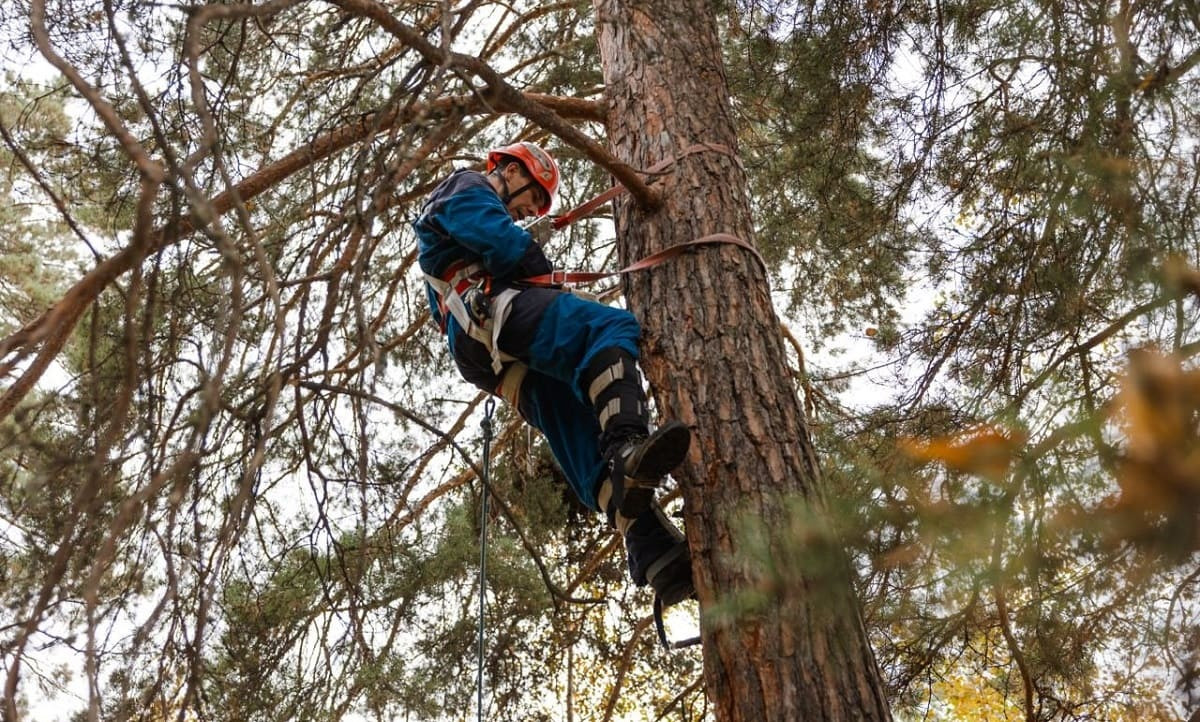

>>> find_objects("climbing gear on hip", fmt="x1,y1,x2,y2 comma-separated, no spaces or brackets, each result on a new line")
424,261,521,374
461,280,492,325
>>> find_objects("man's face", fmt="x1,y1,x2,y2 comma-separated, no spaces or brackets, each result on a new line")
503,163,549,222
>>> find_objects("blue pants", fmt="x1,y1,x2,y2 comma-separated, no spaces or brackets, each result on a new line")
447,287,641,510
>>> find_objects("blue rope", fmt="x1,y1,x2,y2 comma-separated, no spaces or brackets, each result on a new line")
476,397,496,722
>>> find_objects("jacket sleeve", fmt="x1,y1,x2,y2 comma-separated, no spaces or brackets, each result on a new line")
431,185,547,279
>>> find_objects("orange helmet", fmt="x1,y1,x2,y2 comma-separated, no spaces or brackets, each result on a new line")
486,141,559,216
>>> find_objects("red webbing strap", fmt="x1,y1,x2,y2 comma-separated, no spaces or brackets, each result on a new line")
549,142,740,230
531,143,760,286
549,184,626,230
522,233,767,286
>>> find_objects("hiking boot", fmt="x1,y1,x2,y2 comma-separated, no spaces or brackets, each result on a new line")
605,420,691,518
624,503,695,605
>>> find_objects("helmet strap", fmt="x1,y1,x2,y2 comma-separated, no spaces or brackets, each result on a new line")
492,166,536,209
491,169,513,204
506,180,536,206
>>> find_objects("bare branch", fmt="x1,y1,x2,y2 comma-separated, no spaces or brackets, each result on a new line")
0,87,600,420
29,0,163,182
324,0,660,210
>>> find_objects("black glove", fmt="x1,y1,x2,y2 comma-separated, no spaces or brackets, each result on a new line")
514,241,552,278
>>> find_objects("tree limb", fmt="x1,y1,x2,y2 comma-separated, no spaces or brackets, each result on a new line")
0,88,601,420
324,0,659,210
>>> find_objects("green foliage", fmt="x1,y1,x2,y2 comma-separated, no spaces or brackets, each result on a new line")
0,77,76,333
726,1,912,343
726,1,1200,716
1,0,1199,719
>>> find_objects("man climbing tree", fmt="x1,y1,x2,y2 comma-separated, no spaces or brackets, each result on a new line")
10,0,1197,719
413,139,696,612
0,0,895,717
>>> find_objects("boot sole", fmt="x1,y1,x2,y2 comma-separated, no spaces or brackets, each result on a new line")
626,421,691,481
618,421,691,518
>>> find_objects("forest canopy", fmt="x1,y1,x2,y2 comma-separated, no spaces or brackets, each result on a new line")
0,0,1197,719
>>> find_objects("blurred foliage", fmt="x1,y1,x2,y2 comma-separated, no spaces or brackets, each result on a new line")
724,0,1200,717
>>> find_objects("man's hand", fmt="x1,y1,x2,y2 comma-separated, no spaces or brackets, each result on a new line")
529,219,554,246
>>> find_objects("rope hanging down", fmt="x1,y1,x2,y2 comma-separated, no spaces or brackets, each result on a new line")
476,398,496,722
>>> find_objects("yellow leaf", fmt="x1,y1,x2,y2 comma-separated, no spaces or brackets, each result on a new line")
901,426,1025,478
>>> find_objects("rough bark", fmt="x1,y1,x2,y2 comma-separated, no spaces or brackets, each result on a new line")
592,1,893,720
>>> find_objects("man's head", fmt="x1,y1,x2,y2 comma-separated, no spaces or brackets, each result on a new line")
486,141,559,221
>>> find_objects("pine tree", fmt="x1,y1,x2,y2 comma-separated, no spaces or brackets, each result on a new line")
593,1,891,719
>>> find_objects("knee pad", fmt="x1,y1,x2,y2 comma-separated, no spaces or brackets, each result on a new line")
582,347,645,434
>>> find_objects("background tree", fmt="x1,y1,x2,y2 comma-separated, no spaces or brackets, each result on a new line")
0,0,1197,720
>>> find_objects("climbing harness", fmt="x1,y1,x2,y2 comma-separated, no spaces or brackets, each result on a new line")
424,263,522,374
476,398,496,722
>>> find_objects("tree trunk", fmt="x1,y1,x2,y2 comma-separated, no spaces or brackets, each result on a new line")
593,2,893,720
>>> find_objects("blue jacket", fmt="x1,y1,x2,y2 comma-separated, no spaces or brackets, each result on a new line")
414,169,544,328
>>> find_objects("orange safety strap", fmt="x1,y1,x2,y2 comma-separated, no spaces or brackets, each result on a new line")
433,259,489,332
522,233,766,286
528,142,764,285
549,142,741,230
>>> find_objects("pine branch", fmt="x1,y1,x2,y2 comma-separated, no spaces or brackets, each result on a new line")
324,0,659,210
0,87,601,421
